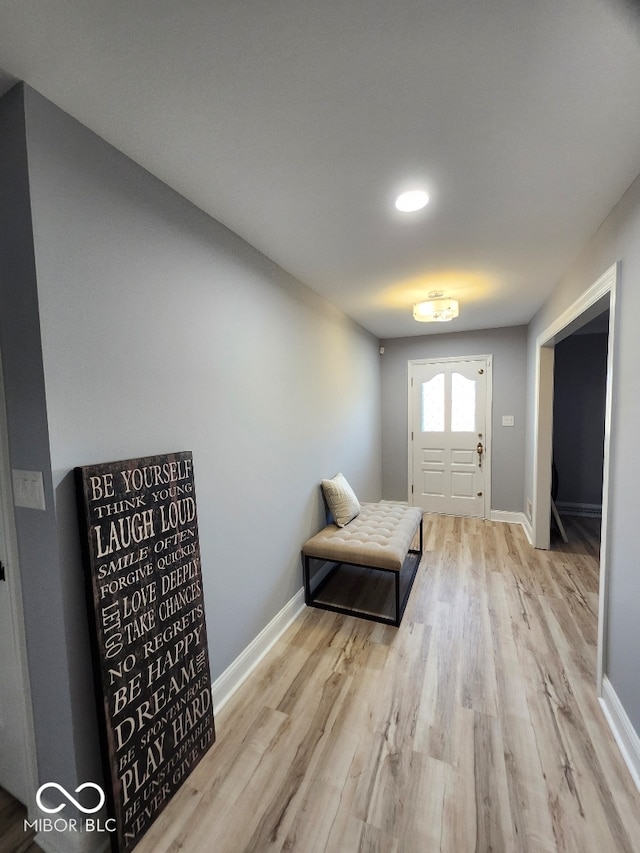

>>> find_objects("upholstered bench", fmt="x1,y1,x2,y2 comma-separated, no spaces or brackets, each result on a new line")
302,489,423,626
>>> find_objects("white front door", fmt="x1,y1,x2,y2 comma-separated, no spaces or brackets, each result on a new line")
409,357,491,516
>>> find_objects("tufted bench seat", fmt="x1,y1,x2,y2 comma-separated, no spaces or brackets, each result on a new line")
302,501,423,626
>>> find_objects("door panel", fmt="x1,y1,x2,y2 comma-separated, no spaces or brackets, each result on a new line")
452,449,475,465
451,470,475,498
423,469,444,496
410,358,490,516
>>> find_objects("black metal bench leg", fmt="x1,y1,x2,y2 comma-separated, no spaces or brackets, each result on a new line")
303,554,311,604
395,571,401,627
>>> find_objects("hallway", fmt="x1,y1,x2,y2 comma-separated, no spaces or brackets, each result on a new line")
131,514,640,852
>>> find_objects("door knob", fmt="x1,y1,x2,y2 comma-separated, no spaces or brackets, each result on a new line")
476,441,484,468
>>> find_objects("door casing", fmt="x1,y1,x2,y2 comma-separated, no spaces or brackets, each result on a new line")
0,351,38,813
532,262,617,693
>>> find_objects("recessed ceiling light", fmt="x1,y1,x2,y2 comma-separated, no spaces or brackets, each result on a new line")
395,189,429,213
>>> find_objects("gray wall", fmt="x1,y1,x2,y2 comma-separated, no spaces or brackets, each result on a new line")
2,85,382,796
526,170,640,734
553,332,608,508
380,325,527,512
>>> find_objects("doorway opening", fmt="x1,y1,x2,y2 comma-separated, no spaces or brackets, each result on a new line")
532,262,618,692
551,308,609,550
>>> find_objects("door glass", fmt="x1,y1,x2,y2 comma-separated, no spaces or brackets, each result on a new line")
451,372,476,431
421,373,445,432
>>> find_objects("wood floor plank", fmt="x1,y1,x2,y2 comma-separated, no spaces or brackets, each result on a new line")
472,710,515,853
398,751,447,852
131,515,640,853
413,600,460,764
439,705,478,853
485,570,531,722
459,535,499,718
500,710,558,853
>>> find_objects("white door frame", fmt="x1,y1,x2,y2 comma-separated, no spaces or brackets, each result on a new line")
532,261,618,692
408,355,493,517
0,352,38,813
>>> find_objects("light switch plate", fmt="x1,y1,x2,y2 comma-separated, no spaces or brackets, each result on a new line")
12,469,46,510
502,415,515,427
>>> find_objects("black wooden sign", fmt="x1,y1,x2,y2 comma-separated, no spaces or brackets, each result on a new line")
75,452,215,853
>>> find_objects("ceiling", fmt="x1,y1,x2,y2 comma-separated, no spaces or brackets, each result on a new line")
1,0,639,339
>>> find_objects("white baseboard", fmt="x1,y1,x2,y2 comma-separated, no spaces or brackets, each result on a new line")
599,675,640,792
212,588,306,713
555,501,602,518
490,510,533,544
490,510,526,525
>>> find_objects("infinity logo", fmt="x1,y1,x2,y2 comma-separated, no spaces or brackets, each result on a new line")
36,782,106,815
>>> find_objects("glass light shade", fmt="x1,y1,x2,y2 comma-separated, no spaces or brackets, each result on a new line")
413,298,459,322
395,189,429,212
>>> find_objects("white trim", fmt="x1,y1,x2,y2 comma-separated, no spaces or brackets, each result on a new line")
408,354,493,366
597,268,618,692
600,676,640,793
0,351,39,816
555,501,602,518
532,345,555,551
532,262,618,694
490,510,527,526
521,515,534,545
212,588,305,713
407,355,493,518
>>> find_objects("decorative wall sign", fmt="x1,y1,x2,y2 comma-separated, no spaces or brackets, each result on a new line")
75,452,215,853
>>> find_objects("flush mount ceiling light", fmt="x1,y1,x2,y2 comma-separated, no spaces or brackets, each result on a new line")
413,291,459,322
395,189,429,212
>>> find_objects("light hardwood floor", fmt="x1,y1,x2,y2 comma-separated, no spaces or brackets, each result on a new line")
134,514,640,853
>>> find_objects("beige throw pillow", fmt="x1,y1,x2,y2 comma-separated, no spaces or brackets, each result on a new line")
322,473,361,527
